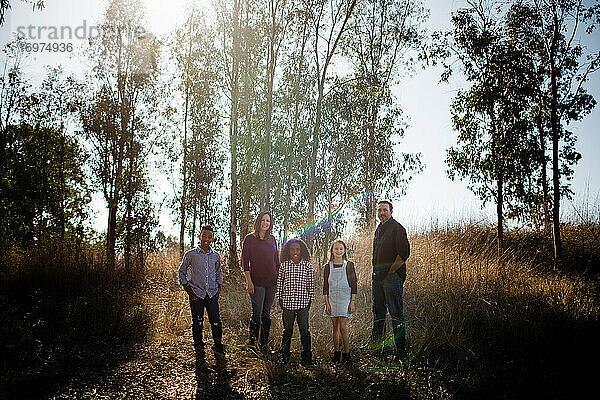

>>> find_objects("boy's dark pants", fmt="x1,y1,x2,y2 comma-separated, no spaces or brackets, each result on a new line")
281,306,311,359
190,294,222,350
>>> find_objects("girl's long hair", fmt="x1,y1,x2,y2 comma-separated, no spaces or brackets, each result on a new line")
280,238,311,263
253,211,273,240
329,239,348,261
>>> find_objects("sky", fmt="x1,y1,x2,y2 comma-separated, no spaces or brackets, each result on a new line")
1,0,598,237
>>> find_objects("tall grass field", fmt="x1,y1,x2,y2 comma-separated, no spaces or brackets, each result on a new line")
1,222,598,399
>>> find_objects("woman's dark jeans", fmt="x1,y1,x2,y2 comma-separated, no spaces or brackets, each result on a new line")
249,285,276,320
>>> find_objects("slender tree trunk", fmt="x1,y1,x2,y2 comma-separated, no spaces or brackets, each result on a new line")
284,128,293,236
229,0,241,273
497,171,504,255
262,64,273,211
490,106,503,255
106,118,124,269
107,202,118,267
179,24,193,257
106,36,125,269
366,104,377,229
191,195,198,248
536,114,551,232
307,83,323,249
239,39,252,247
241,194,250,243
284,20,309,236
124,173,132,270
549,5,562,261
322,176,333,266
124,106,137,272
307,0,357,249
262,0,277,211
179,84,189,256
58,124,66,244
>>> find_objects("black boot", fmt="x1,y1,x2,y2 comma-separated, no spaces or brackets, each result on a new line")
192,318,205,353
300,350,314,367
259,317,271,351
211,343,226,357
194,343,205,357
371,320,386,343
341,352,351,364
332,351,341,363
281,351,290,364
364,320,386,351
393,325,407,362
248,317,260,346
394,340,407,363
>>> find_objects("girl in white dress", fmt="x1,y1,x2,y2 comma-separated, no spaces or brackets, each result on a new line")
323,239,357,363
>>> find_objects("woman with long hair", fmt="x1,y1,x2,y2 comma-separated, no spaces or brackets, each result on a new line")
241,211,280,349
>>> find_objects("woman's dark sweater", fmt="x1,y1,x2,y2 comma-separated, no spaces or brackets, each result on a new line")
241,233,280,287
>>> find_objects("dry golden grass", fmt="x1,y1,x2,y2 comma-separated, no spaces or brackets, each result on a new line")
2,222,598,398
401,224,599,397
139,223,599,398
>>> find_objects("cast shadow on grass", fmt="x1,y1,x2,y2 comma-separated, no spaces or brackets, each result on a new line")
194,353,244,399
417,285,600,399
262,352,414,399
0,246,152,399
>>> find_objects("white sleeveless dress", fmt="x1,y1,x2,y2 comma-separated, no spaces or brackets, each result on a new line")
324,261,352,318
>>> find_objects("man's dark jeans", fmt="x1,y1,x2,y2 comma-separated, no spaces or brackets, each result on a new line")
372,271,405,354
190,294,222,349
281,306,311,358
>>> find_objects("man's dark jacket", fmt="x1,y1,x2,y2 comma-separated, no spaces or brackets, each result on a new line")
372,217,410,280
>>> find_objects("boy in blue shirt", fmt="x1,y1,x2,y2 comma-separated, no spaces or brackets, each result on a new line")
178,225,224,357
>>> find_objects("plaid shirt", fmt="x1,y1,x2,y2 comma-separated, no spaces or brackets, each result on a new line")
276,260,314,310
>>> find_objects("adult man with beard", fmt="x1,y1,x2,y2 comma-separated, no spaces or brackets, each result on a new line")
369,200,410,362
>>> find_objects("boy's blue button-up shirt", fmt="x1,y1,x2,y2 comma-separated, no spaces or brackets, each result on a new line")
178,246,223,298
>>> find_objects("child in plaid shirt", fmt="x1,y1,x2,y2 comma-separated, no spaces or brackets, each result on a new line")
276,238,314,366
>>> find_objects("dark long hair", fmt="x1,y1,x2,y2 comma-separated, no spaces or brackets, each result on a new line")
329,239,348,261
253,211,273,240
280,238,311,263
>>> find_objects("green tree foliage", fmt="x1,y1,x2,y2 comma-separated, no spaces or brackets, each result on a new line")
166,8,226,254
439,1,544,252
271,0,315,237
81,0,160,268
439,0,598,258
260,0,293,211
343,0,427,228
20,67,87,241
507,0,599,259
236,0,268,241
324,78,422,230
0,124,88,250
306,0,358,250
215,0,243,270
0,42,88,254
1,37,28,163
